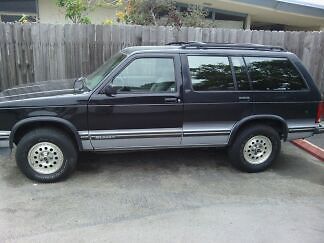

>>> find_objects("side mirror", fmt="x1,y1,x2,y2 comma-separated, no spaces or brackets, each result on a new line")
74,77,85,92
104,85,117,96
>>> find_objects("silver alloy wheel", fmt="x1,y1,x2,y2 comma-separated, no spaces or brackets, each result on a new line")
243,135,272,164
27,142,64,174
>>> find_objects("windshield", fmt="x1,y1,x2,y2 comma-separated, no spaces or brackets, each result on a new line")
85,52,126,90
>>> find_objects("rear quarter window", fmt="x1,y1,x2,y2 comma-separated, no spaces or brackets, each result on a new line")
244,57,307,91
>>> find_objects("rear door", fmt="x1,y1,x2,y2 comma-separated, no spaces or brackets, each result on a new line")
181,54,253,146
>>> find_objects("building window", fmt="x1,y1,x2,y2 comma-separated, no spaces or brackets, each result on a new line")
175,2,246,22
0,0,37,22
0,14,36,22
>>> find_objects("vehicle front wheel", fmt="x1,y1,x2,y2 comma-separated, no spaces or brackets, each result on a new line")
16,128,78,182
228,125,281,172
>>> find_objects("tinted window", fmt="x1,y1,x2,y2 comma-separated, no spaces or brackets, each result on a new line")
188,56,235,91
245,57,307,91
112,58,176,93
231,57,250,90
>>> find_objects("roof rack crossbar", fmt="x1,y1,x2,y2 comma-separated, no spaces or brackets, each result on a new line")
166,42,286,52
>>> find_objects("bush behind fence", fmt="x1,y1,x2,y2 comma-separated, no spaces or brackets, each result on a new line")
0,23,323,93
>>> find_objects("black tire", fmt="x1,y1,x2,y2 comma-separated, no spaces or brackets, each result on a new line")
228,125,281,173
16,128,78,182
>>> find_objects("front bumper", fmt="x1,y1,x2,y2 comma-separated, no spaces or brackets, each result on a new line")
0,131,10,148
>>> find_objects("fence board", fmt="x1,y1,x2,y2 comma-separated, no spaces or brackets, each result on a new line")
0,23,7,90
0,23,323,94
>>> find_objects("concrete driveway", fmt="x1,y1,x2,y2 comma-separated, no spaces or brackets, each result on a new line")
0,143,324,243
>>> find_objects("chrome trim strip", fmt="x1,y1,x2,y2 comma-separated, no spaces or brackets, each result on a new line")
81,140,93,150
0,89,75,99
87,128,182,136
90,133,180,140
288,127,315,133
287,119,317,138
183,130,230,136
84,128,182,149
78,131,89,136
91,137,180,149
182,135,229,146
82,143,228,152
79,127,232,149
0,140,10,148
287,119,316,128
80,128,182,140
87,103,182,107
182,122,234,145
79,128,231,140
0,131,10,148
78,131,89,140
0,131,10,136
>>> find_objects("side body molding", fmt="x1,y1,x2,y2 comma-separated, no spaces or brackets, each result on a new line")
228,115,289,145
9,116,83,150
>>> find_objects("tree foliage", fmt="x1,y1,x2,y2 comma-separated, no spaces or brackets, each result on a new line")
116,0,171,26
116,0,209,29
57,0,213,28
56,0,92,24
181,5,208,28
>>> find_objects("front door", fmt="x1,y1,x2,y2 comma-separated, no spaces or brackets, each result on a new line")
88,54,183,150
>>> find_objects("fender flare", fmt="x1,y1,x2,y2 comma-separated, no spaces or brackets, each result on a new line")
9,116,83,150
228,115,288,145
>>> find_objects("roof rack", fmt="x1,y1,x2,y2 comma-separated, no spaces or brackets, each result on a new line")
166,42,286,52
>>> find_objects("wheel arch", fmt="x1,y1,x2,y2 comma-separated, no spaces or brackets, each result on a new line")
228,115,288,145
9,117,83,150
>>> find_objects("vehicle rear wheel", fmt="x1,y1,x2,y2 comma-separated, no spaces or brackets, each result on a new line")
16,128,78,182
228,125,281,172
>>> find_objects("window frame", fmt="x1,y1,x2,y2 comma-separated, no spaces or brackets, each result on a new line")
104,54,181,96
243,56,310,92
229,56,251,91
186,54,237,93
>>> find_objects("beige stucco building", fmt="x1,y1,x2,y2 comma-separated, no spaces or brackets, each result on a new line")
1,0,324,31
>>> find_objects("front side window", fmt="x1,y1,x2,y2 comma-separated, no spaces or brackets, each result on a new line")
187,56,235,91
111,58,176,93
245,57,307,91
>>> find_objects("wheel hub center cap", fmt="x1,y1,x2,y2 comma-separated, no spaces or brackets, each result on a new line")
27,142,64,175
243,135,273,165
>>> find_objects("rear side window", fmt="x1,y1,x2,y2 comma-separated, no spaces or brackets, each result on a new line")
245,57,307,91
187,56,235,91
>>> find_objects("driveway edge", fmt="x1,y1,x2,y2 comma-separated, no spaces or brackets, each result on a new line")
291,139,324,162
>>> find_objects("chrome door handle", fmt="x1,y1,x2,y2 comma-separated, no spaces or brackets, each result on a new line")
164,97,181,103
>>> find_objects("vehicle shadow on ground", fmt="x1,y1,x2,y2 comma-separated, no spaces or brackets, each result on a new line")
76,146,324,186
76,148,230,174
2,146,324,186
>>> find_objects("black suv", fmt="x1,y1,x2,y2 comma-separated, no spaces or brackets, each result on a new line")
0,42,323,182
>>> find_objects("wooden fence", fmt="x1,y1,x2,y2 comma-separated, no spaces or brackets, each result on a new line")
0,23,323,93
